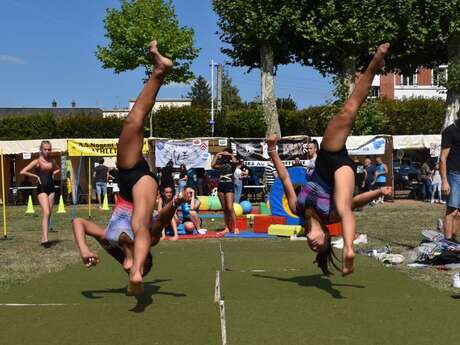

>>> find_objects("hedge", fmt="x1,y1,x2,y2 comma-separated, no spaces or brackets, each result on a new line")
0,98,448,140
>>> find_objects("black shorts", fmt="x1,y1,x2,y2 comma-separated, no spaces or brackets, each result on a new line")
218,181,234,194
37,184,55,195
118,159,157,203
315,147,355,188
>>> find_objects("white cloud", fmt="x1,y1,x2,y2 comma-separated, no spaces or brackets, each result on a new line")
0,54,26,64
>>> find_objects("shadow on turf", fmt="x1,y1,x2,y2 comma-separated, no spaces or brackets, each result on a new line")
81,279,187,313
253,274,365,299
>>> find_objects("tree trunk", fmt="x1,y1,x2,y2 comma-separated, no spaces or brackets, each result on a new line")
443,35,460,129
260,44,281,137
337,56,356,100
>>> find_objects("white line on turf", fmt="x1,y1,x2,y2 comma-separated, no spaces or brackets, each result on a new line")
215,241,228,345
219,300,227,345
0,303,78,307
214,270,221,303
219,241,225,272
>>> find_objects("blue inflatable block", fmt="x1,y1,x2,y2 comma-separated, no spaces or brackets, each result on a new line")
224,232,275,239
177,223,186,235
199,213,225,219
269,166,308,225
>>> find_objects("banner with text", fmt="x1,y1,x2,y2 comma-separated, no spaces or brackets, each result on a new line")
348,137,386,156
155,139,210,168
229,137,309,166
68,139,149,157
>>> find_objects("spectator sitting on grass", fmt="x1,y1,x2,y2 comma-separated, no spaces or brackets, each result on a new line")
181,189,202,233
159,186,179,240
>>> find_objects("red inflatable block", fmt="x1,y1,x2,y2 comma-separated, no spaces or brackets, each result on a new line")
253,216,286,233
236,217,248,230
327,222,342,236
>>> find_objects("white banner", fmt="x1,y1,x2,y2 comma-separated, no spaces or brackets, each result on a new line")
348,137,386,155
155,140,210,168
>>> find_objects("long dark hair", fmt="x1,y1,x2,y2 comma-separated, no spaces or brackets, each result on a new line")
313,223,340,275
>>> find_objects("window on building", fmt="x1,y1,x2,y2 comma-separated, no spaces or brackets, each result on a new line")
369,86,380,99
433,66,448,86
401,74,416,86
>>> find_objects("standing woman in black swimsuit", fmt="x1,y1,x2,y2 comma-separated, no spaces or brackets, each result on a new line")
21,140,60,246
211,148,239,234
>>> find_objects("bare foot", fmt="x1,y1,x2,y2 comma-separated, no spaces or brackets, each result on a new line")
370,43,390,71
127,270,144,296
342,247,355,276
148,40,173,73
234,228,240,235
223,227,230,233
81,250,100,268
171,235,179,241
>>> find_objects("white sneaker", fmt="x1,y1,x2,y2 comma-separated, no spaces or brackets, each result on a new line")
379,253,405,264
452,272,460,288
353,234,368,245
290,235,307,241
332,238,344,249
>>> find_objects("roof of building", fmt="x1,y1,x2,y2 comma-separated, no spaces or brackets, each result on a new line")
0,107,103,118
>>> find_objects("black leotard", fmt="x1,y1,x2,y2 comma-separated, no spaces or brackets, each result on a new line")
36,165,54,195
118,158,157,203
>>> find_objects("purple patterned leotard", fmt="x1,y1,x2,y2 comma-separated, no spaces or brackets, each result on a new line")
296,173,333,224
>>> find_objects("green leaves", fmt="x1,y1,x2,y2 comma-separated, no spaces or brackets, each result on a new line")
153,106,210,138
187,76,212,109
213,0,299,69
0,113,124,140
96,0,199,83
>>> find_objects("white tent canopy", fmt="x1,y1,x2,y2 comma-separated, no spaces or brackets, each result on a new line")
393,134,441,150
0,139,67,154
0,135,442,156
312,134,441,151
312,135,388,150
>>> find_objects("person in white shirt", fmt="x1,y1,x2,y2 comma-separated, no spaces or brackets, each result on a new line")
234,160,248,203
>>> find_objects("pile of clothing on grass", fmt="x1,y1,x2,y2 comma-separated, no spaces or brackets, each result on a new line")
404,228,460,269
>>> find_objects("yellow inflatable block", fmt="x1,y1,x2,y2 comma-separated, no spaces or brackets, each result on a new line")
268,224,302,237
197,196,209,211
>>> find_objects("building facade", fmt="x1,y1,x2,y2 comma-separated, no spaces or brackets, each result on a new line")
372,66,447,100
103,98,192,118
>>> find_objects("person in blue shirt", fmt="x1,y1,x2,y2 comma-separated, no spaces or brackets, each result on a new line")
374,157,388,204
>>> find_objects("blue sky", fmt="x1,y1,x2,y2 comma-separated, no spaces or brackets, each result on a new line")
0,0,333,110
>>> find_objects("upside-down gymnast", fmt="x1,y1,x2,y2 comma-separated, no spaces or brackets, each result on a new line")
72,39,179,295
267,43,392,275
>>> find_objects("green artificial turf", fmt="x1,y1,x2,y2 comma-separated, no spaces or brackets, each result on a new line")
1,238,458,345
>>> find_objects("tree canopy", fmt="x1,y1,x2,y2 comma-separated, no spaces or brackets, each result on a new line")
221,71,243,111
187,76,211,109
96,0,199,83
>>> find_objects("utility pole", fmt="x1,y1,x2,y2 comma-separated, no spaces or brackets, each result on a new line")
217,64,223,113
210,59,216,136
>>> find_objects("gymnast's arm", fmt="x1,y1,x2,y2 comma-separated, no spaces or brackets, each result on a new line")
151,188,193,242
266,135,297,214
352,187,392,209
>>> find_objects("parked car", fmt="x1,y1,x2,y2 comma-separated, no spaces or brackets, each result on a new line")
393,161,421,191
